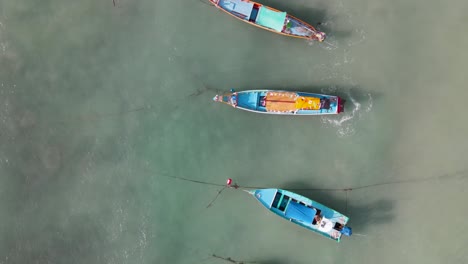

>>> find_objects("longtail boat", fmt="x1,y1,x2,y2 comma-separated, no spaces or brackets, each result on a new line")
213,89,344,115
249,188,352,242
209,0,326,41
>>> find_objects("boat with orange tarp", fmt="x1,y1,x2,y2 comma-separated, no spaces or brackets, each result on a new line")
213,89,344,115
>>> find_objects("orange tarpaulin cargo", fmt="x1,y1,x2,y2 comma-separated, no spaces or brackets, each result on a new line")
265,92,297,112
265,92,320,112
295,96,321,110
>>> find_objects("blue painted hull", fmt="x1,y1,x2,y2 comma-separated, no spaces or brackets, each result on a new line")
213,90,344,115
251,188,352,242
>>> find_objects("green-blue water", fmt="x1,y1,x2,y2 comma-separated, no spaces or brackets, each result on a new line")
1,0,467,263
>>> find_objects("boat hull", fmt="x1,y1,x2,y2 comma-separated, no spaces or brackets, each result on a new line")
213,90,344,115
209,0,325,41
251,189,352,242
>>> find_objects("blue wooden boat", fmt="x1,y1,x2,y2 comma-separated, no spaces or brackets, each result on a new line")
249,188,352,242
213,89,344,115
208,0,326,42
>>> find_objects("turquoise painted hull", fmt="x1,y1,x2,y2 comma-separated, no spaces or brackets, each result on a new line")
213,89,344,115
251,188,352,242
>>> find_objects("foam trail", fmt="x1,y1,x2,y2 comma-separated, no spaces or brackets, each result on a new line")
320,90,373,137
308,36,339,51
347,29,367,47
364,93,373,113
323,40,338,50
353,233,367,237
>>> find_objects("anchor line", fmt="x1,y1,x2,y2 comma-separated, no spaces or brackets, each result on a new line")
206,186,227,208
156,169,468,193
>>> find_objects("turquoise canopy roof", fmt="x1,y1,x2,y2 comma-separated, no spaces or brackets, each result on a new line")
255,7,287,32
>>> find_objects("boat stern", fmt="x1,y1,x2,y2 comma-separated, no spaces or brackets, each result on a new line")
340,226,352,236
337,96,345,113
312,31,326,42
319,96,344,114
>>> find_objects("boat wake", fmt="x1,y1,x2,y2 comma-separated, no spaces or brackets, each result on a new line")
321,39,339,51
308,27,366,52
305,2,367,51
320,89,373,137
307,35,339,51
347,28,367,47
303,9,370,137
353,233,367,237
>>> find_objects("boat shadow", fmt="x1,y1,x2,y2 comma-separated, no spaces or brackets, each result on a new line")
281,181,395,232
258,0,353,39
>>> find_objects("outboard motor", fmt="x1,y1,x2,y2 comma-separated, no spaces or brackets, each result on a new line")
340,226,352,236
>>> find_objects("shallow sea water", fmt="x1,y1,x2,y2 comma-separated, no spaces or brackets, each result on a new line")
0,0,467,263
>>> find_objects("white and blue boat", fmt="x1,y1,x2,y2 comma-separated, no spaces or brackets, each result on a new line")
249,188,352,242
213,89,344,115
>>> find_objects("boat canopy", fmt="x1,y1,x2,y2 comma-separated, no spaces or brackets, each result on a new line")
255,7,287,32
285,202,316,223
219,0,254,20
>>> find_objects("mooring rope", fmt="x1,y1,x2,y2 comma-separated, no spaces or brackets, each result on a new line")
154,169,468,209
